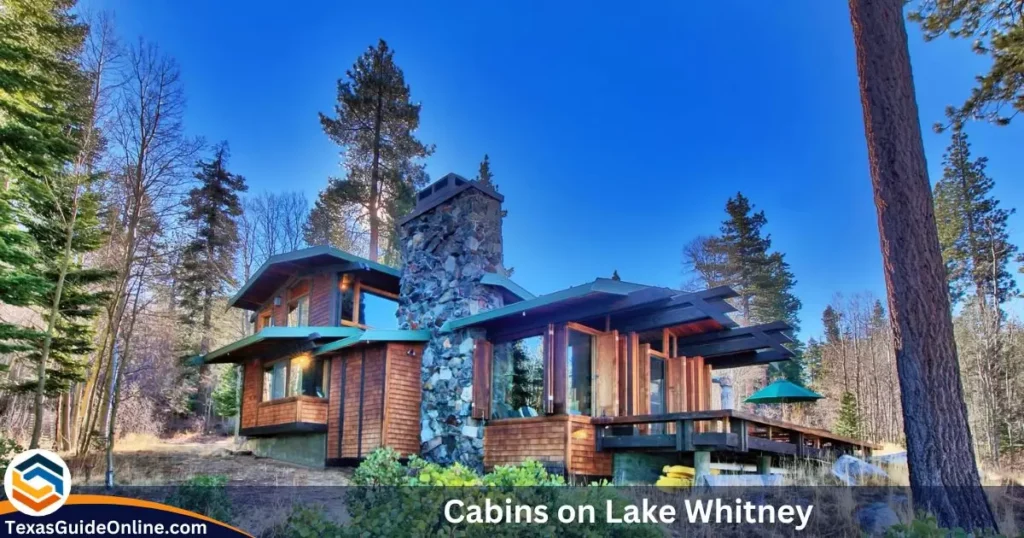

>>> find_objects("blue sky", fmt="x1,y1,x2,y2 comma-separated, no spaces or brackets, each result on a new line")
81,1,1024,338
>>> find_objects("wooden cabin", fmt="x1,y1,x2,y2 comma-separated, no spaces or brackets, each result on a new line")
201,174,875,474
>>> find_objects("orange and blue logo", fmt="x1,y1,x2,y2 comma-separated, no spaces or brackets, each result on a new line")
3,449,71,516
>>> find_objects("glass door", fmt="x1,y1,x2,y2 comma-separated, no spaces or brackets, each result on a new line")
650,356,666,433
566,329,594,416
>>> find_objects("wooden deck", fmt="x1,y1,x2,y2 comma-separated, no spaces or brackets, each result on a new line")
592,410,878,460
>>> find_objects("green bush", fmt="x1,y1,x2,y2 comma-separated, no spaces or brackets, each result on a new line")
336,448,661,537
272,505,344,538
164,474,232,524
352,446,407,486
0,437,23,478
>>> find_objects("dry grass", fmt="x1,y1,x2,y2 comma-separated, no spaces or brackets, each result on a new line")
63,433,353,486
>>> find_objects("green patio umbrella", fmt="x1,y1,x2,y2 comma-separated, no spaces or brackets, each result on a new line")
744,379,823,404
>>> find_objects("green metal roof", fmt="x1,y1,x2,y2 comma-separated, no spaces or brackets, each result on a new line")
439,278,654,333
202,326,362,364
480,273,535,301
744,380,823,404
311,329,431,356
228,245,400,310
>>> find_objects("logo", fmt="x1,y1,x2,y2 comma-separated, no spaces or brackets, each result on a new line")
3,449,71,516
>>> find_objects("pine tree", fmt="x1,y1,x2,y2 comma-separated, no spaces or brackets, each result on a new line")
507,340,542,411
933,125,1018,308
476,154,495,189
835,391,860,438
212,366,240,418
850,0,996,529
178,144,247,425
0,0,87,185
702,193,805,384
909,1,1024,127
318,39,432,262
611,270,621,281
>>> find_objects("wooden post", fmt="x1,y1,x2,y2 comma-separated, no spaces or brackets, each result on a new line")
757,455,771,475
731,418,748,452
694,451,711,484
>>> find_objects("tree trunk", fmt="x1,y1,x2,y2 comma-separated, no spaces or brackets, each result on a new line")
848,0,997,530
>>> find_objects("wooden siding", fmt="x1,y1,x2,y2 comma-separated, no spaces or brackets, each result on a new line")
326,343,423,460
483,416,611,477
568,419,612,476
382,343,422,456
484,416,568,469
254,396,327,427
241,360,262,429
309,272,334,326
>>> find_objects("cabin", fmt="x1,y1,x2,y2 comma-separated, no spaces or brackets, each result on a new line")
200,173,875,476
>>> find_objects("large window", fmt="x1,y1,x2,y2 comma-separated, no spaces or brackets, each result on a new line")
490,336,544,419
567,329,594,416
289,355,328,398
361,290,398,329
261,355,329,401
263,362,286,401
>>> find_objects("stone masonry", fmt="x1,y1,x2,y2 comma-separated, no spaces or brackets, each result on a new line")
397,179,506,470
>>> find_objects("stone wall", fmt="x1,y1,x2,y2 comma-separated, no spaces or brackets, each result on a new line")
398,187,505,471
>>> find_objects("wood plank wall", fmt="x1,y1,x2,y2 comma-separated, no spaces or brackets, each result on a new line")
241,360,261,429
483,416,611,477
382,343,422,456
327,343,424,460
252,396,328,427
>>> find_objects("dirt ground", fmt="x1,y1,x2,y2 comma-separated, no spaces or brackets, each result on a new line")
65,433,354,486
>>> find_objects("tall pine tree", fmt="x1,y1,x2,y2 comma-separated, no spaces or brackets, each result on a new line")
699,193,805,384
933,124,1018,309
178,144,247,423
317,39,432,262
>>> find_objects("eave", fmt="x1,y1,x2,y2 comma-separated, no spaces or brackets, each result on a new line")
201,326,362,364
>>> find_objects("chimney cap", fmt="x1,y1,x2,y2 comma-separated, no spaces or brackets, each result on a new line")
399,172,503,225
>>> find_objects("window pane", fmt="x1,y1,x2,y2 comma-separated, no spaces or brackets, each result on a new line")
650,357,666,414
288,356,326,398
361,291,397,329
289,296,309,327
490,336,543,419
567,330,593,416
263,367,272,401
271,362,286,399
339,287,359,324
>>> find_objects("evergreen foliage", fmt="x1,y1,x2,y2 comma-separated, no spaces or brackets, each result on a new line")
178,144,248,337
611,270,621,281
909,1,1024,127
476,154,494,189
835,391,861,438
212,366,239,417
317,39,432,263
932,125,1017,307
507,340,542,410
689,193,805,384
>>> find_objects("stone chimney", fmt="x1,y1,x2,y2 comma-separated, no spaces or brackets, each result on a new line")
397,173,506,470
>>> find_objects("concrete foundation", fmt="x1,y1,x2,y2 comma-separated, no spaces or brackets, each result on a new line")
243,433,327,468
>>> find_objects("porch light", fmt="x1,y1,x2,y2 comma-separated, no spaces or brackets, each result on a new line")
292,352,311,368
339,273,354,292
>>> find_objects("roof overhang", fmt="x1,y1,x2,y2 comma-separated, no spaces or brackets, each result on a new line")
480,273,535,303
440,278,673,336
229,246,400,311
202,326,362,364
311,329,431,356
673,321,796,370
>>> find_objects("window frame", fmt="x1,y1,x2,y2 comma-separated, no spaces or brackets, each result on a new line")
287,281,310,327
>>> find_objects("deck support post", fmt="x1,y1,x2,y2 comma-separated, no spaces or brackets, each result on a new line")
694,451,711,483
757,455,771,475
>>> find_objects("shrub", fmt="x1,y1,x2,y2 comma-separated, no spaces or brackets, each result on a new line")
884,514,1011,538
352,446,406,486
164,474,232,524
271,505,344,538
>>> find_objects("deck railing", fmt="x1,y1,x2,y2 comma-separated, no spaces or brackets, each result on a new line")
592,409,875,459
